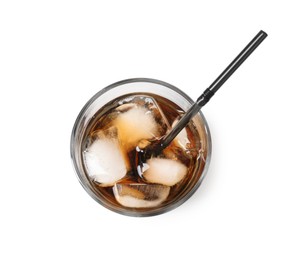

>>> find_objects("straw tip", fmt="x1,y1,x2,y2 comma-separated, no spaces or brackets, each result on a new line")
260,30,268,37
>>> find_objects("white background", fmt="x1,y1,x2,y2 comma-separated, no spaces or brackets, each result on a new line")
0,1,305,259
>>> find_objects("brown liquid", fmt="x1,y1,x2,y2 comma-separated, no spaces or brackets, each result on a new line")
82,93,206,211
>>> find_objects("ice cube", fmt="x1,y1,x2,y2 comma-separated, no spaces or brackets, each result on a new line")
113,95,171,150
113,183,170,208
143,158,187,186
114,106,158,149
83,138,127,187
141,96,171,131
172,119,190,150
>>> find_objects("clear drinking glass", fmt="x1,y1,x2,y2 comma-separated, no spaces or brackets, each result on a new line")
70,78,211,216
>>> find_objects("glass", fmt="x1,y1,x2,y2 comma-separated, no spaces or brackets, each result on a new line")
70,78,211,216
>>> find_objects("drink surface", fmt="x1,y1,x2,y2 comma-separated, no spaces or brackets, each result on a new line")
82,93,207,211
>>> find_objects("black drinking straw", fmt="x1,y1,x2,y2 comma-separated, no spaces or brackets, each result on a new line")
147,30,268,157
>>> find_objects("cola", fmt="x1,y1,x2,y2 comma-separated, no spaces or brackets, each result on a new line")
81,93,207,210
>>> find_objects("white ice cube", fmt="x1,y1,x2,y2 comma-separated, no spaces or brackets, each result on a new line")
114,106,158,149
84,138,127,187
113,183,170,208
143,158,187,186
